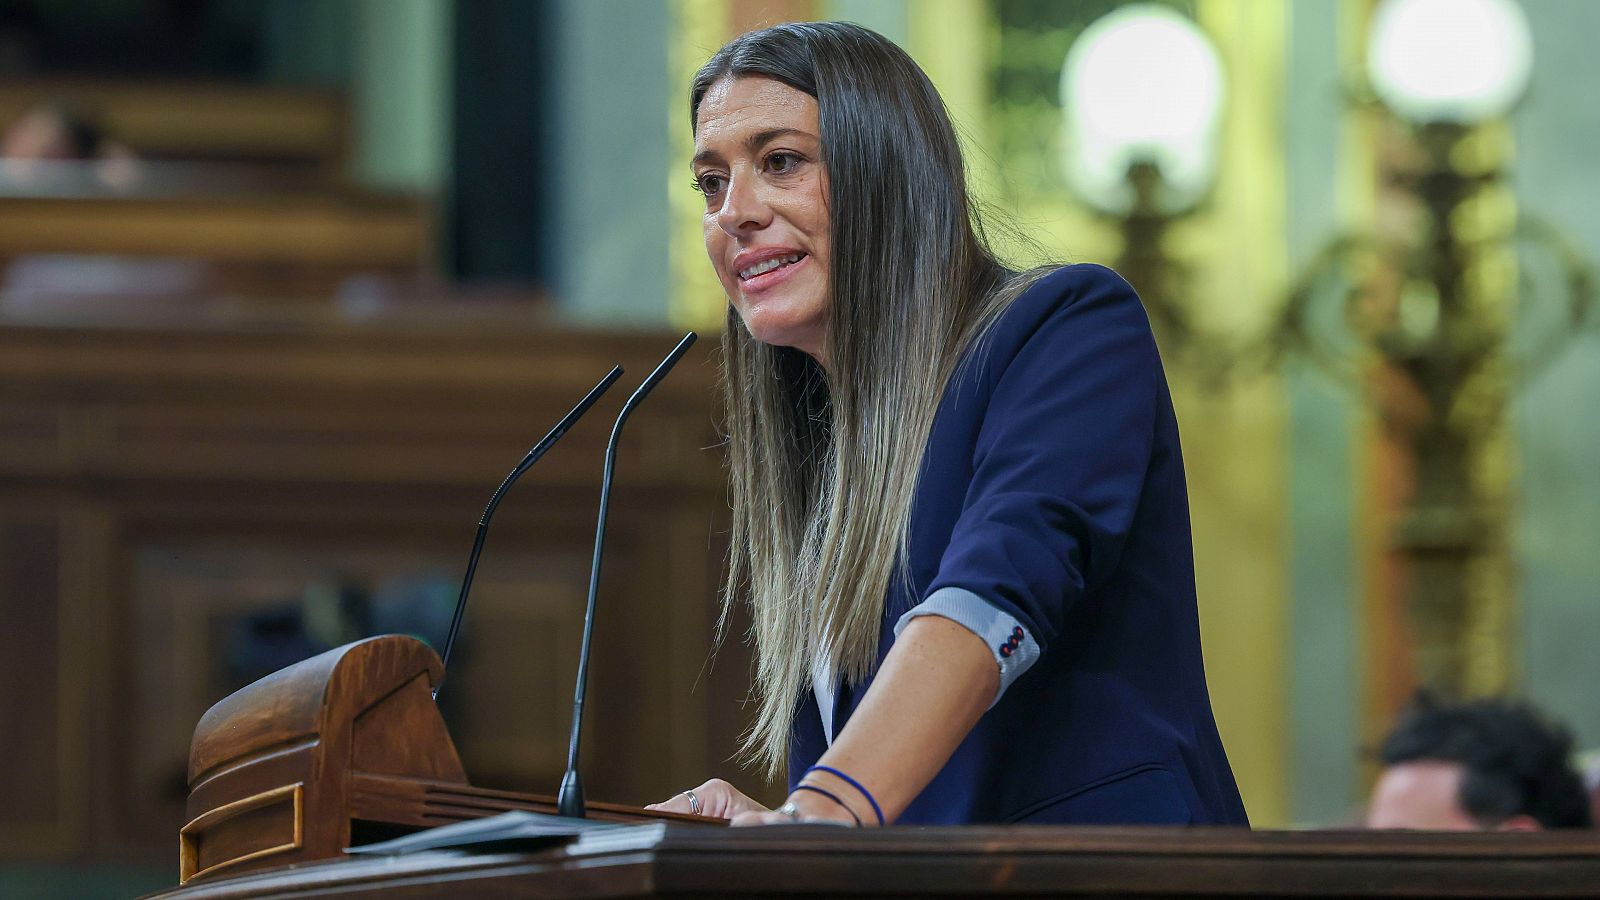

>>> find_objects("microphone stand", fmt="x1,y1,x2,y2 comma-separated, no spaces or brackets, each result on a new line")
558,332,697,818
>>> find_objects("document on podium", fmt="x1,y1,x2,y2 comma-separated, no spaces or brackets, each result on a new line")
346,810,630,856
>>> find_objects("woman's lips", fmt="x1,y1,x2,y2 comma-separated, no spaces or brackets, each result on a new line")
738,253,809,294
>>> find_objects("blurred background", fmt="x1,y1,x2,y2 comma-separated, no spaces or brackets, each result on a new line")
0,0,1597,895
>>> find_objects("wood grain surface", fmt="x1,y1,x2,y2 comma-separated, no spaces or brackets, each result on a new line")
146,824,1600,898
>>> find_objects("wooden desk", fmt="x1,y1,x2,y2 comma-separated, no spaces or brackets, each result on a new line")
0,192,426,265
0,189,431,297
146,825,1600,898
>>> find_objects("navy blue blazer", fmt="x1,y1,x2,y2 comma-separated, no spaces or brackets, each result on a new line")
789,264,1249,826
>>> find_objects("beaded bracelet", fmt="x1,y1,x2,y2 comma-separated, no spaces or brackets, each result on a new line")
792,784,863,826
803,764,885,826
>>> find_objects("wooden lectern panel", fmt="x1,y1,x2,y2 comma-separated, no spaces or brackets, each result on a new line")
187,635,461,790
179,634,711,885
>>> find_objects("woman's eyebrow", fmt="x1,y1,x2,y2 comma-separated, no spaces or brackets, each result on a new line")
692,127,815,168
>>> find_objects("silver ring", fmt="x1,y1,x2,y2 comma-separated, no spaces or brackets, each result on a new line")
775,801,802,820
682,789,702,816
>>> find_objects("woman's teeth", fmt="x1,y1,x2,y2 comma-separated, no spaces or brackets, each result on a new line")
739,253,803,280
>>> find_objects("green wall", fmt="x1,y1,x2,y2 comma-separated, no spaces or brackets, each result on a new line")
1513,0,1600,753
350,0,453,193
546,0,674,324
1283,0,1361,826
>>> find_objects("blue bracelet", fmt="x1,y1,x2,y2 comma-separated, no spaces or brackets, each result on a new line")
792,784,862,826
804,764,884,826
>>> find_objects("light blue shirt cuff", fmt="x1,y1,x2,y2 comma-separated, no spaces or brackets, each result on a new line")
892,586,1041,706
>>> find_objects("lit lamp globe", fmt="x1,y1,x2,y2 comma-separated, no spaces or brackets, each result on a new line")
1367,0,1532,125
1060,4,1224,217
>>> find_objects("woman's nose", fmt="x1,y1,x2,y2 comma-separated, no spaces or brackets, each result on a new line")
717,175,771,236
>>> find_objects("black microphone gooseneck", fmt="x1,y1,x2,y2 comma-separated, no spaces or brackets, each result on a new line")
433,365,625,701
558,332,697,818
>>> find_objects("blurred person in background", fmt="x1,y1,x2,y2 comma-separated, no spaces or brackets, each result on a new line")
0,101,137,163
1366,694,1592,831
0,102,196,309
0,102,103,160
0,101,138,188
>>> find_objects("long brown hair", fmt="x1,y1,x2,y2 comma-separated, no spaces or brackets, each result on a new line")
693,22,1047,776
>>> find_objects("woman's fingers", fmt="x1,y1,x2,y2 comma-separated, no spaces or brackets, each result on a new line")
643,794,694,814
645,778,764,818
650,783,859,827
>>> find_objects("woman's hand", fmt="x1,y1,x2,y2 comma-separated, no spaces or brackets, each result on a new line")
646,778,768,819
729,789,859,827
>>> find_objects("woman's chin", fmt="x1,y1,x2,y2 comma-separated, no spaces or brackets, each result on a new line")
736,303,825,356
747,327,811,355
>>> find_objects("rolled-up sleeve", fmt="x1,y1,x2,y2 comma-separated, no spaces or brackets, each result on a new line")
913,267,1162,701
894,586,1040,704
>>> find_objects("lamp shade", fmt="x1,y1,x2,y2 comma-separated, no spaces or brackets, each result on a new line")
1060,4,1224,216
1367,0,1532,124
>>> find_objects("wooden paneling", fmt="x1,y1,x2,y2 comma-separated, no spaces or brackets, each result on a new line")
0,304,749,868
0,512,69,853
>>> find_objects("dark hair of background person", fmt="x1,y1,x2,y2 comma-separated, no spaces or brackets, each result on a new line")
689,21,1049,776
1380,693,1593,829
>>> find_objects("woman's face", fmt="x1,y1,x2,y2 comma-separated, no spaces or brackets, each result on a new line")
693,76,830,364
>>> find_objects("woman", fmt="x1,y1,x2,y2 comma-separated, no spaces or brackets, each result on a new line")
649,21,1248,828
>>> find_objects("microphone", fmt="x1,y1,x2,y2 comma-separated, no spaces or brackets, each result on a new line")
433,365,625,700
558,331,697,818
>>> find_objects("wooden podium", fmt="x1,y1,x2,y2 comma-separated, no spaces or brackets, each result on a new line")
166,633,1600,898
157,821,1600,898
176,634,708,885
